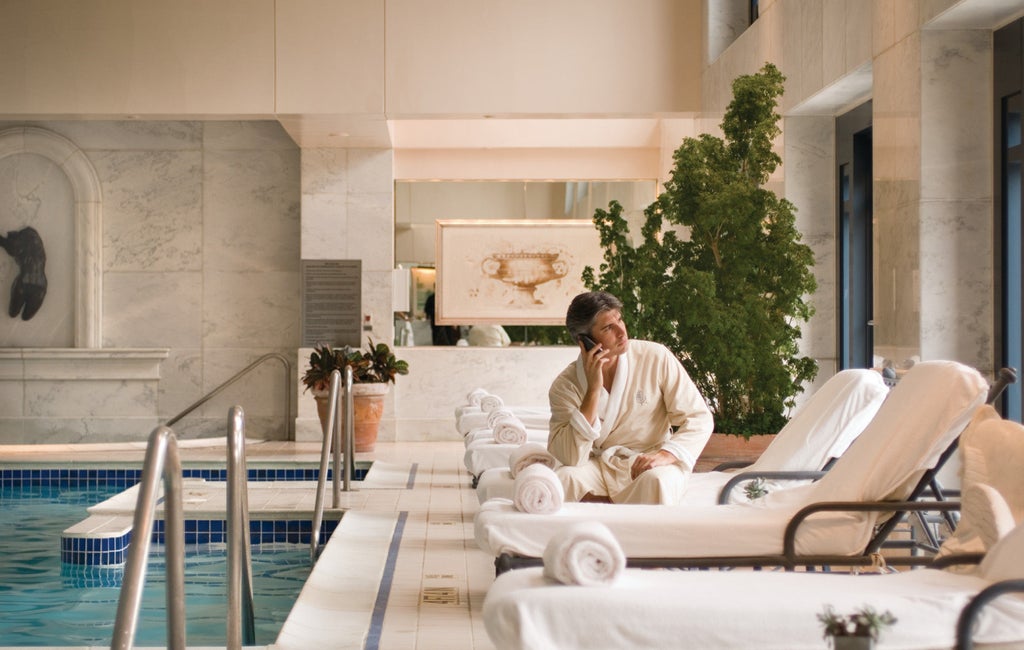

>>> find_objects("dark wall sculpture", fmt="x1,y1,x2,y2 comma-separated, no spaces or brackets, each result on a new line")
0,226,48,320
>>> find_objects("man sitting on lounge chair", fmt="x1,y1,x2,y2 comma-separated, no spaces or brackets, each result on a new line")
548,291,714,505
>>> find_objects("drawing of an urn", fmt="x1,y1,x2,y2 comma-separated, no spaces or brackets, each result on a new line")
481,252,570,305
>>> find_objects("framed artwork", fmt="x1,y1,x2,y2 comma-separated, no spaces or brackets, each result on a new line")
435,219,603,325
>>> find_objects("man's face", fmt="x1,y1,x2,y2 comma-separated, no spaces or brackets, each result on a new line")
589,309,629,355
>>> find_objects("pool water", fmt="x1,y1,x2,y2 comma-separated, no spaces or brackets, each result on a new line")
0,483,311,647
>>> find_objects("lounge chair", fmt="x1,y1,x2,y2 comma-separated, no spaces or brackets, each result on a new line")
476,368,888,505
482,409,1024,650
475,360,993,573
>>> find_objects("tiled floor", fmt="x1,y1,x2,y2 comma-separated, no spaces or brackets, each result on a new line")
0,437,496,649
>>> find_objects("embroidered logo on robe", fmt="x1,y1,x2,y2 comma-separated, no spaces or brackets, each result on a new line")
635,389,648,405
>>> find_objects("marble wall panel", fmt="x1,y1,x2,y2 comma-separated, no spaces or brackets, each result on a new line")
102,271,202,348
300,192,348,260
94,149,203,272
203,148,300,273
25,379,156,417
784,115,837,368
300,148,348,259
917,29,994,369
13,416,160,444
202,270,300,349
346,193,393,271
0,379,24,417
347,149,393,194
921,30,992,202
157,347,202,421
200,346,292,417
919,199,993,366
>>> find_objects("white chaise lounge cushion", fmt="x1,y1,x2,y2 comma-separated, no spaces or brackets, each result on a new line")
475,360,988,560
678,368,888,505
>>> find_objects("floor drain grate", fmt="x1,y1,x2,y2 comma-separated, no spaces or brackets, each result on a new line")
421,586,460,605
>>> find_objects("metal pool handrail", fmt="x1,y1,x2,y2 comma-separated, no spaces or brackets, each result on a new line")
226,406,256,648
111,425,186,650
166,351,293,440
310,366,356,563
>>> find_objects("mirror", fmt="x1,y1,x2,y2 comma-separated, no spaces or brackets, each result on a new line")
394,180,657,346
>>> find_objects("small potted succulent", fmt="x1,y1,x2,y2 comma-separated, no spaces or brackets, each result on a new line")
302,339,409,451
818,605,897,650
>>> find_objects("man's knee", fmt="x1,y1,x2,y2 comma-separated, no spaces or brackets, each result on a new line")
556,464,604,502
630,465,688,505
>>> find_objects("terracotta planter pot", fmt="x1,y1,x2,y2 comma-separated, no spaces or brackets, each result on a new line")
313,383,390,453
694,432,776,472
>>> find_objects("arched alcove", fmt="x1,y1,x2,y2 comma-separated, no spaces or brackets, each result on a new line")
0,127,102,348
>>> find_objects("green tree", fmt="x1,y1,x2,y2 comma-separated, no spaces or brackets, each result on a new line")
584,63,818,435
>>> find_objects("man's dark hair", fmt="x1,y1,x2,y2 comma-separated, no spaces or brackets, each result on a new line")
565,291,623,339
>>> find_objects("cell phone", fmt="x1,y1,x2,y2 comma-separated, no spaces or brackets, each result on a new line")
578,335,598,351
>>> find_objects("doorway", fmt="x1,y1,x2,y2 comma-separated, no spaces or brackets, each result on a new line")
836,102,874,370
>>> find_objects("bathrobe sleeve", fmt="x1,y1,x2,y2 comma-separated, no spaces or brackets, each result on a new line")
652,344,715,471
547,363,599,467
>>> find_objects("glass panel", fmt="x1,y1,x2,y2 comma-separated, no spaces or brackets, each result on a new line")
1007,94,1022,148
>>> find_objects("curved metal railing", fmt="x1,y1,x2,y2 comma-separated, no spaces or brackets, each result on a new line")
166,352,293,440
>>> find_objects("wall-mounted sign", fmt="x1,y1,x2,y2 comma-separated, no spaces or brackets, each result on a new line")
301,260,361,347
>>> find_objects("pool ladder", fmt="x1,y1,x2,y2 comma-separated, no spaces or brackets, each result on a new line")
310,366,357,563
110,407,256,650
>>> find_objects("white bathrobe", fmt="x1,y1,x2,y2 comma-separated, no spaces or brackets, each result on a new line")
547,340,714,503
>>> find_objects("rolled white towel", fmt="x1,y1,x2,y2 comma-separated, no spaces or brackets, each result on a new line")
492,415,527,445
479,393,504,413
513,463,564,514
509,442,558,478
542,521,625,587
466,388,489,406
486,407,515,429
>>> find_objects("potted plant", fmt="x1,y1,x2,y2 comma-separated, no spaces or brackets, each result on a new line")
302,339,409,452
583,62,818,439
818,605,897,649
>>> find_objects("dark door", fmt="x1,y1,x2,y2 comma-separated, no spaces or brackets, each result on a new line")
995,20,1024,420
836,102,874,370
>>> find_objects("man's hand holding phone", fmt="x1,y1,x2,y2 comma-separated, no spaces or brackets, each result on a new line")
579,334,598,352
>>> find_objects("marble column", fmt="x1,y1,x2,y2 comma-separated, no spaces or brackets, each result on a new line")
918,29,993,369
298,147,396,441
784,114,838,384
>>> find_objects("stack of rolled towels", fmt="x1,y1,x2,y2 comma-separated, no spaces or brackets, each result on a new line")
512,463,564,514
542,521,626,587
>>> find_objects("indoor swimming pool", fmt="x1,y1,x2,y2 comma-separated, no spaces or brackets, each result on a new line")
0,468,351,647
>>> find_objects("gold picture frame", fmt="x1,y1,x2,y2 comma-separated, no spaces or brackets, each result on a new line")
435,219,603,325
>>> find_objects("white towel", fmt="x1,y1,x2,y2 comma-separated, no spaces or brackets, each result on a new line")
542,521,625,587
509,442,558,478
513,463,564,514
466,388,489,406
480,393,505,413
487,407,515,429
492,415,527,445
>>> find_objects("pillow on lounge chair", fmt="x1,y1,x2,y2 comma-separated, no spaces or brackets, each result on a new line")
936,406,1024,562
980,519,1024,583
